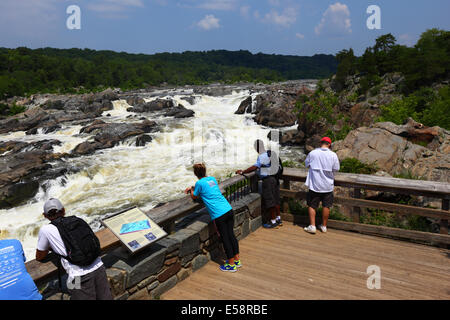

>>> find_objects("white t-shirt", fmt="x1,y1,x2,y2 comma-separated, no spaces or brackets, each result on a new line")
37,224,103,279
305,148,340,193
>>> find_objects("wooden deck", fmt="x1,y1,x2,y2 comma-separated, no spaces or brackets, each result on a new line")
161,222,450,300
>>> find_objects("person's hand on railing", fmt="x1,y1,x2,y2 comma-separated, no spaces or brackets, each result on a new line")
235,170,243,175
184,186,194,194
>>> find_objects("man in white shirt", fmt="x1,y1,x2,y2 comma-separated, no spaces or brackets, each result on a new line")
303,137,340,234
35,198,112,300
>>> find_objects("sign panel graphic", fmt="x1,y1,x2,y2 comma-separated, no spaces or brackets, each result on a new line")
102,207,167,254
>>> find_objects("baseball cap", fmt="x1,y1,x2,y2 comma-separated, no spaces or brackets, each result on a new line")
320,137,332,145
43,198,64,215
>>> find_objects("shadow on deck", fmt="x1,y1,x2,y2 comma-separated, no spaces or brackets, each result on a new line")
161,223,450,300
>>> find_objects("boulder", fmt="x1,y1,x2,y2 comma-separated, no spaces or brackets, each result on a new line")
163,105,195,118
127,99,175,113
135,135,153,147
333,122,450,182
0,150,49,208
270,129,305,146
73,119,158,156
125,96,146,106
254,107,297,128
234,97,252,114
0,107,50,134
26,123,61,135
180,96,197,105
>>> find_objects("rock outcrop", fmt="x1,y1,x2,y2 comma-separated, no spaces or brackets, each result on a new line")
333,119,450,182
236,84,314,128
72,119,158,156
126,99,195,118
0,89,120,135
0,140,67,209
234,97,252,114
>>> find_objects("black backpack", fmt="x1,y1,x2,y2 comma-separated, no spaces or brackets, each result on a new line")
266,150,284,181
51,216,101,266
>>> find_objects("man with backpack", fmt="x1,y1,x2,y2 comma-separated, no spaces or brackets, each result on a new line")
236,139,283,229
35,198,112,300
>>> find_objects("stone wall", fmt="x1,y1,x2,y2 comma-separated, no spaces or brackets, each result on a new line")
43,193,261,300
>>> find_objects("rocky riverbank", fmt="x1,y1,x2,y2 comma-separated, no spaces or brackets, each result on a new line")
1,77,448,210
0,86,202,209
232,74,449,183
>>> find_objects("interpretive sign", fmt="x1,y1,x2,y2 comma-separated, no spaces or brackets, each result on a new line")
101,207,167,254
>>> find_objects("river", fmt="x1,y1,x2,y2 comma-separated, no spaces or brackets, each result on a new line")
0,89,305,261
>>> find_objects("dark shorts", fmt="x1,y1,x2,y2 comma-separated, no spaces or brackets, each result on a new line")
307,190,334,209
262,176,280,209
68,265,113,300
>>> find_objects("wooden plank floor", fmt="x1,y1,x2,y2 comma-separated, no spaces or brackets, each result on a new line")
161,222,450,300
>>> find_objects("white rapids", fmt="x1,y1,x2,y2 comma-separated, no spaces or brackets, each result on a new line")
0,90,305,261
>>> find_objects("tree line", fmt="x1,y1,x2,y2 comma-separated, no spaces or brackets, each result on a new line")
333,28,450,129
0,48,337,99
334,28,449,94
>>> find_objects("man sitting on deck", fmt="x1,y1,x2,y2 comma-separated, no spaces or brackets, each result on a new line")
303,137,340,234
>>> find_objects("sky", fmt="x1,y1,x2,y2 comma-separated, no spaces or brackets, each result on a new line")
0,0,449,56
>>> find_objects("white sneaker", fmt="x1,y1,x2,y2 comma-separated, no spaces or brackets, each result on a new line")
304,225,316,234
319,225,327,233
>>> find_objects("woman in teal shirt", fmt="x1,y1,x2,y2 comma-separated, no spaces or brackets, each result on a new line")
185,163,241,272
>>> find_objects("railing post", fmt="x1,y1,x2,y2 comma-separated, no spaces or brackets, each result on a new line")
250,174,258,194
161,219,176,235
282,178,290,214
439,199,450,248
441,199,449,233
351,188,361,223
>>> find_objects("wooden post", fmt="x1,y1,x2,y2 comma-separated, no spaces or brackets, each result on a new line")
441,199,449,233
351,188,361,223
282,178,290,214
440,199,449,249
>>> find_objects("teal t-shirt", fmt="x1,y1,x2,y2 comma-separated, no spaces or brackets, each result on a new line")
0,239,42,300
193,177,232,221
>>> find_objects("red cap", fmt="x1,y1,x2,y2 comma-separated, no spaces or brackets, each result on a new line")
320,137,332,145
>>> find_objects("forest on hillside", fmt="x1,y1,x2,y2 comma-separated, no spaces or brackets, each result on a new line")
0,48,337,99
331,28,450,129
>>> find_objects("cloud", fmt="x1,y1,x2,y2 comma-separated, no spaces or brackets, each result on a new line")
398,34,415,47
295,33,305,39
262,7,298,28
152,0,168,5
184,0,238,11
197,14,220,30
315,2,352,37
240,6,250,17
267,0,281,6
87,0,144,13
86,0,145,19
0,0,60,41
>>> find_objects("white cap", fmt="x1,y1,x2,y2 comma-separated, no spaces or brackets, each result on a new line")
43,198,64,215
